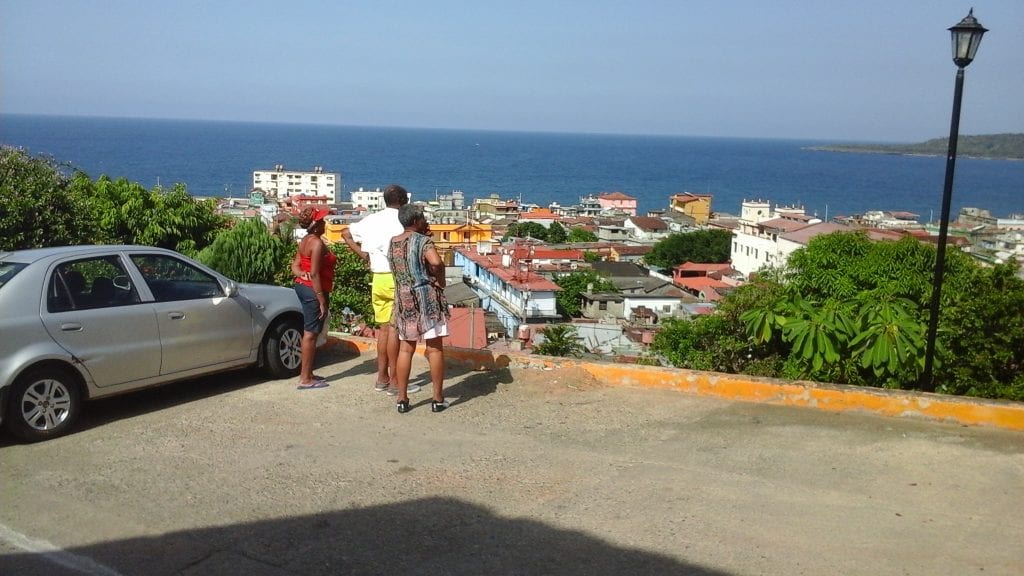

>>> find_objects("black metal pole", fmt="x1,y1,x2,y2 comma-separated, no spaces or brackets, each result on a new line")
921,67,966,392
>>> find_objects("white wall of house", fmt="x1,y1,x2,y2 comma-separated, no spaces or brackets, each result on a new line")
597,226,630,242
622,219,668,242
622,295,685,319
454,251,560,335
351,188,385,211
731,228,781,278
253,166,339,203
572,323,632,354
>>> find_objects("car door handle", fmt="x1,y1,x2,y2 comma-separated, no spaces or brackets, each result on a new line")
167,312,185,320
61,323,84,332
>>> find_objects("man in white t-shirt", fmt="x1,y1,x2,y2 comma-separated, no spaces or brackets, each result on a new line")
342,184,420,395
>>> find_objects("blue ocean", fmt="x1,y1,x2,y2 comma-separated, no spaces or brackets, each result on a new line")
2,114,1022,221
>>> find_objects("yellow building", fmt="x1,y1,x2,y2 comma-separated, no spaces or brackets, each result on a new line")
322,221,349,246
323,221,494,266
429,223,494,264
670,193,713,225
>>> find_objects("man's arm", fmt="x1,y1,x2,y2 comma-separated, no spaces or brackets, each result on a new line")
341,225,369,263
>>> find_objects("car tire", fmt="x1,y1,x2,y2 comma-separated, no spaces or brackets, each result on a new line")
264,319,303,378
5,367,82,442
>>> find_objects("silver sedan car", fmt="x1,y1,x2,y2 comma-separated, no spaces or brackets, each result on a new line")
0,245,305,442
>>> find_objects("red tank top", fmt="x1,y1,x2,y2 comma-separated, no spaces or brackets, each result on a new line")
295,240,337,294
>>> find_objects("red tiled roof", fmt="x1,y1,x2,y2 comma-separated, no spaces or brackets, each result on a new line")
628,216,668,231
455,249,561,291
676,277,730,301
675,262,733,273
779,222,849,245
862,228,906,242
520,208,557,220
676,276,731,290
671,193,712,204
612,245,652,255
599,191,636,201
759,218,813,233
522,248,583,260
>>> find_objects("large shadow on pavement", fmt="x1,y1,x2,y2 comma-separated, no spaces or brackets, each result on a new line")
0,497,731,576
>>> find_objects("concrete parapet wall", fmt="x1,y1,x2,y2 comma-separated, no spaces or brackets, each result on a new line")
326,334,1024,431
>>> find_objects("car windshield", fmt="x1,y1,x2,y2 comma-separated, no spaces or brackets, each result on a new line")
0,261,28,290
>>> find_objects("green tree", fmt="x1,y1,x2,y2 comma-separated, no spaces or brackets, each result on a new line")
533,324,585,357
196,218,290,284
567,227,598,243
547,221,568,243
327,243,373,327
645,229,732,270
0,147,98,250
504,221,549,242
89,176,226,253
553,270,617,318
936,260,1024,400
732,231,1024,398
652,281,784,376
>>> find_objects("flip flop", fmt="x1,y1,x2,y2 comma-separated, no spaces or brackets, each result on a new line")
296,381,330,390
311,374,328,382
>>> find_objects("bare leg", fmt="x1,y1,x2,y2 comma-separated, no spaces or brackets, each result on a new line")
387,325,400,384
395,339,416,403
375,324,391,385
423,337,445,401
299,330,318,384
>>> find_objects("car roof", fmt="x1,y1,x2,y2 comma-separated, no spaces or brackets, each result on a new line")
1,245,175,264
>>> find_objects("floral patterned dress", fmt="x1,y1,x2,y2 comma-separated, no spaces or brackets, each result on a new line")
388,232,450,340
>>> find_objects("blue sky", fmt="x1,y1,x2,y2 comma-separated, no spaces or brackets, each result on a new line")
2,1,1021,141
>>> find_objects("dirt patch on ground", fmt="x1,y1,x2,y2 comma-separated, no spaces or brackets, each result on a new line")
503,364,605,394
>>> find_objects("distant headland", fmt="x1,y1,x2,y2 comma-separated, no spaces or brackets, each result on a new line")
809,133,1024,161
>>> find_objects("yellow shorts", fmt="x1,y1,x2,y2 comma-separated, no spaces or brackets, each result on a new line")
371,273,395,324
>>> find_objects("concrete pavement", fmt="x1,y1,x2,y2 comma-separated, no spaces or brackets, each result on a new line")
1,341,1022,575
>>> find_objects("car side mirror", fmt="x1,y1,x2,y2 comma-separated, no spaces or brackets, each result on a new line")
223,280,238,297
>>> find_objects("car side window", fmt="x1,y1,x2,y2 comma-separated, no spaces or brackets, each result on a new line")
131,254,224,302
48,257,141,312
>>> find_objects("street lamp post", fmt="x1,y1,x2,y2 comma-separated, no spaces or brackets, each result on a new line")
921,9,987,392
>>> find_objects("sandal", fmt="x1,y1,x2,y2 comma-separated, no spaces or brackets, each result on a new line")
297,380,329,390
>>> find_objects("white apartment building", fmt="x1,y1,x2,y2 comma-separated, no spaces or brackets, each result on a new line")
252,165,339,203
731,200,823,278
351,187,386,212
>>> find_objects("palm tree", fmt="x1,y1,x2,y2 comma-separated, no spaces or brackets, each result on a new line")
533,324,585,357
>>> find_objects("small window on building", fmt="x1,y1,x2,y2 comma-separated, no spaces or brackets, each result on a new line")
598,301,607,311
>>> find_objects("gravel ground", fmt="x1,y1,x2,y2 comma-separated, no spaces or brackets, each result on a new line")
2,344,1022,576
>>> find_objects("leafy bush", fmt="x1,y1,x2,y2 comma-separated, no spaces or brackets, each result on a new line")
0,147,97,250
196,218,290,284
533,324,585,357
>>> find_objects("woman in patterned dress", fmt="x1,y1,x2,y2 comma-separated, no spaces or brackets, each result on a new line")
387,204,451,413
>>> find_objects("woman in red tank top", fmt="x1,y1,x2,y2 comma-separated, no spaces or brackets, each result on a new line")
291,206,337,388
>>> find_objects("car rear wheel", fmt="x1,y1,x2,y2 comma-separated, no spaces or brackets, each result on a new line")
264,319,302,378
5,367,82,442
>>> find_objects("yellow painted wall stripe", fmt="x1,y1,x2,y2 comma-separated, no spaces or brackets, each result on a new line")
326,335,1024,431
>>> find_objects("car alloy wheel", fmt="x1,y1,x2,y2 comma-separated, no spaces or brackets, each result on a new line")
278,325,302,370
263,319,303,378
6,367,81,442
